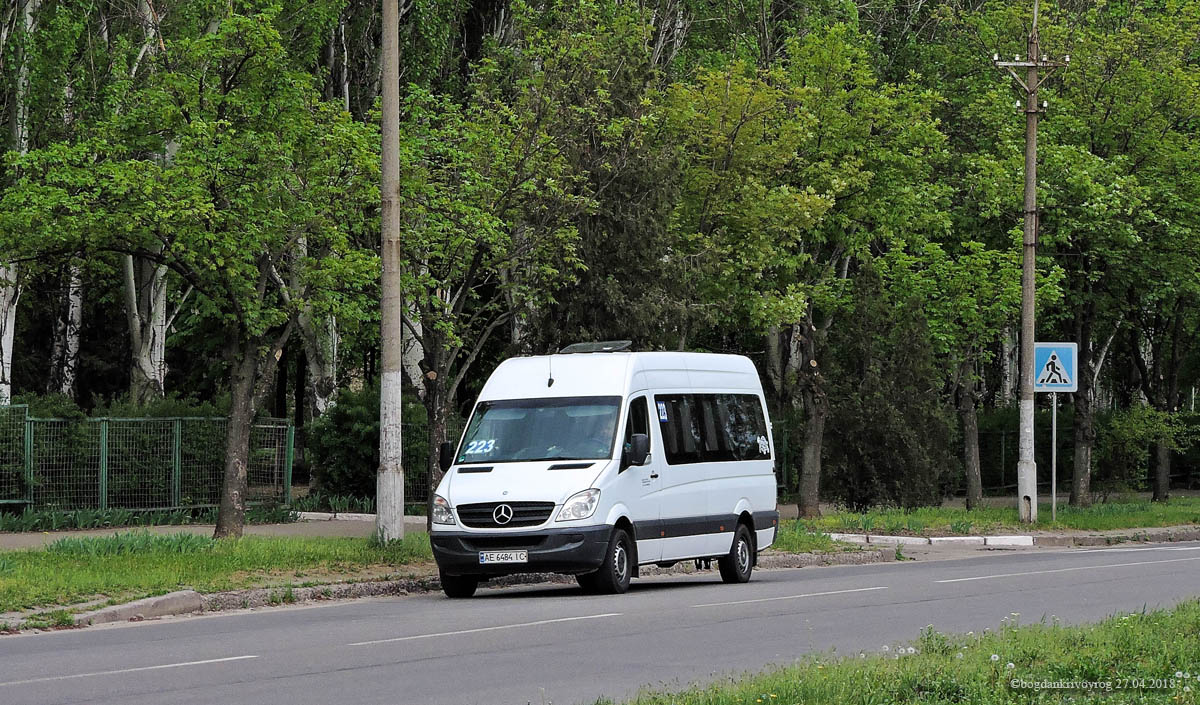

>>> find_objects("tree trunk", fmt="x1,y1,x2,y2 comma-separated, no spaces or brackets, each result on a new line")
123,255,170,405
48,263,83,397
2,0,38,406
401,308,425,399
297,310,338,416
795,314,826,519
274,344,289,418
0,268,18,405
798,381,826,518
1152,440,1171,502
957,371,983,510
998,328,1015,405
214,350,257,539
423,377,449,531
1071,382,1095,507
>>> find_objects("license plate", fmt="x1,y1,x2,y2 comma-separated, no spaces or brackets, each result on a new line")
479,550,528,564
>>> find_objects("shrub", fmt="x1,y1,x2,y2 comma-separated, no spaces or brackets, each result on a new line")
307,385,382,498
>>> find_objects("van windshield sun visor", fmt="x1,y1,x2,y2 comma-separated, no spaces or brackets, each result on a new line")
455,396,621,464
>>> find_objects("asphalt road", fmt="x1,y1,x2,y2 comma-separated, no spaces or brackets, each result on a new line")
3,542,1200,705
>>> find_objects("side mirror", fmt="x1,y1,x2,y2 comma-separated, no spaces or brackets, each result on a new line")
438,441,455,473
629,433,650,467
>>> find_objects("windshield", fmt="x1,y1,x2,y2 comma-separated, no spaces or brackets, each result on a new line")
456,396,622,464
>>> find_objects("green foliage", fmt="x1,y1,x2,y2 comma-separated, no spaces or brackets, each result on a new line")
767,524,845,554
46,531,215,557
803,496,1200,535
307,385,382,499
604,601,1200,705
306,385,432,503
1096,406,1194,497
823,272,958,510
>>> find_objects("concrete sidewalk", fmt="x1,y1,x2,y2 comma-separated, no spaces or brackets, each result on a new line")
0,515,425,551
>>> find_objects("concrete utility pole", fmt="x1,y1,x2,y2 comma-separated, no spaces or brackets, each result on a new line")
377,0,405,541
994,0,1066,523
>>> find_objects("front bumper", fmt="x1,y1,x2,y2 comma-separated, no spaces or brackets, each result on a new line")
430,525,612,577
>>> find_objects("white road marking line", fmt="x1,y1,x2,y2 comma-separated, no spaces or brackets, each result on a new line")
0,655,259,688
936,556,1200,583
691,586,888,608
1070,545,1200,554
346,612,622,646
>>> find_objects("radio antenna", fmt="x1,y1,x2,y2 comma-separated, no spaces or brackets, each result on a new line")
547,354,555,387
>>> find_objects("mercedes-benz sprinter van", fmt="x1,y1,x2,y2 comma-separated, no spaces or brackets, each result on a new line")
429,344,778,597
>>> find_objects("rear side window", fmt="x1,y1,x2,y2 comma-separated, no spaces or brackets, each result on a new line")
655,394,771,465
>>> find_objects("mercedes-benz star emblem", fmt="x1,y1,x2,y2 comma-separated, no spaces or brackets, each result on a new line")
493,504,513,525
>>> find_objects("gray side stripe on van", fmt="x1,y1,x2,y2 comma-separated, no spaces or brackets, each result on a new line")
633,511,779,541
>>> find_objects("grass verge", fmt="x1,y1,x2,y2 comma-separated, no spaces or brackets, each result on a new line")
600,601,1200,704
796,496,1200,536
768,523,854,554
0,531,432,613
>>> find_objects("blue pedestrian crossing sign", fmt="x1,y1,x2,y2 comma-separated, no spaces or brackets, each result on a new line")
1034,342,1078,393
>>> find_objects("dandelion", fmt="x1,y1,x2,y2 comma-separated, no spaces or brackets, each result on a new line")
1183,686,1191,693
1006,663,1015,670
1177,672,1185,679
956,653,964,660
991,654,1000,662
882,645,889,652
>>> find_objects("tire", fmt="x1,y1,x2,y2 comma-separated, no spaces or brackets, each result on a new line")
440,572,479,598
592,528,634,594
718,524,754,584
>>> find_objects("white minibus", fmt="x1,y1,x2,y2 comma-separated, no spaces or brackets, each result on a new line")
429,343,778,597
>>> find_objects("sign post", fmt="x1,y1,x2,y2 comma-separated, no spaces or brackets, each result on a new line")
1034,342,1078,523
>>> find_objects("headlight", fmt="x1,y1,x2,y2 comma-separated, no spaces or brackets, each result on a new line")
556,489,600,522
432,495,455,525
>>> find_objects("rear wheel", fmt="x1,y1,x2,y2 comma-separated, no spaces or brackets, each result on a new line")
718,524,754,584
592,528,634,594
440,572,479,598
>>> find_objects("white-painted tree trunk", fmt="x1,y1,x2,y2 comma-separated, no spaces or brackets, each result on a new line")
1,0,40,406
48,263,83,396
297,311,339,416
0,269,17,405
401,307,425,399
123,254,172,404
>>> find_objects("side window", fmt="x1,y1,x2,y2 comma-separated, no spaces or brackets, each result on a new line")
620,397,650,471
657,393,771,464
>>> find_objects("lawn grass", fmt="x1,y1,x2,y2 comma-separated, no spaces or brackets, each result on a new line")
0,531,432,613
768,523,853,554
601,601,1200,705
795,496,1200,536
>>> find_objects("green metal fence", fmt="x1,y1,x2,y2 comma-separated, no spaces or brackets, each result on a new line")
0,405,294,512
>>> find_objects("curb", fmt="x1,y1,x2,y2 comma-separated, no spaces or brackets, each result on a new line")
296,511,378,522
74,590,203,626
824,527,1200,547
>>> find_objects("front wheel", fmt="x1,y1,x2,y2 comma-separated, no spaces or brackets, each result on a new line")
440,572,479,598
718,524,754,583
591,528,634,594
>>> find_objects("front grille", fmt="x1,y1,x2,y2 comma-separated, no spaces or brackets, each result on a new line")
457,501,555,528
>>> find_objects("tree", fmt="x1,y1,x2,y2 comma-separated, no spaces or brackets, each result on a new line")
3,6,378,537
879,241,1024,508
666,25,948,516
